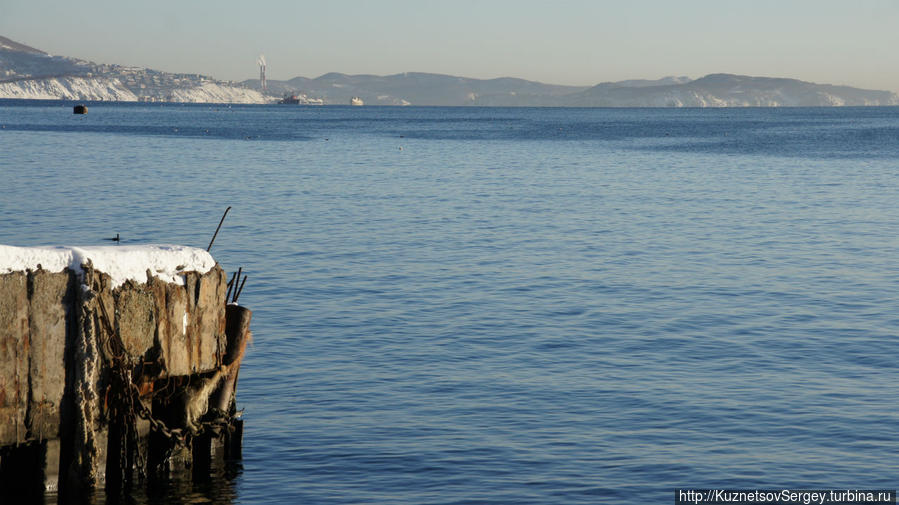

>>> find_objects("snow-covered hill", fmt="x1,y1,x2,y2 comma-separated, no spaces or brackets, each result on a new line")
0,76,137,101
166,82,267,104
0,35,270,104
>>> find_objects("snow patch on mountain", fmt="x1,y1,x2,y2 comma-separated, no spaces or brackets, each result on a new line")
0,76,270,103
0,76,137,100
166,82,270,104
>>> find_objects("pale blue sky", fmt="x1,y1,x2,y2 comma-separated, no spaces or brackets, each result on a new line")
3,0,898,90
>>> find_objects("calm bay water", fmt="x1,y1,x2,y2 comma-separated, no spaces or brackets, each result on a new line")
1,101,899,504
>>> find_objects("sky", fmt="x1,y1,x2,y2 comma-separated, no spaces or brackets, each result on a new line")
2,0,898,91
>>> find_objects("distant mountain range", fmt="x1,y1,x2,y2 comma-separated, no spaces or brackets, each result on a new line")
244,72,898,107
561,73,899,107
243,72,589,106
2,35,898,107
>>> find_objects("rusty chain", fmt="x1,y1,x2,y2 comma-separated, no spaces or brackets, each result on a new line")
128,381,233,447
96,286,235,449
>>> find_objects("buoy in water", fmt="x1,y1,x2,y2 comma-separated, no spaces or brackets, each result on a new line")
73,104,88,114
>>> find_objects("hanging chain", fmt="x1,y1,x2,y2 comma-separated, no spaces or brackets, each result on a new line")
96,284,236,453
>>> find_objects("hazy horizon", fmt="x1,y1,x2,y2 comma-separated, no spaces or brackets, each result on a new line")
2,0,898,93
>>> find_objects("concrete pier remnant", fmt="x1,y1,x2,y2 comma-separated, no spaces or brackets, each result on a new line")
0,245,251,499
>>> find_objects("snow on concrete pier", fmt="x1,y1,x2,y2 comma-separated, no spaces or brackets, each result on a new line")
0,244,251,499
0,244,217,287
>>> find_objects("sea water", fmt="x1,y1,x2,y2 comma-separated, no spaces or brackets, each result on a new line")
1,101,898,504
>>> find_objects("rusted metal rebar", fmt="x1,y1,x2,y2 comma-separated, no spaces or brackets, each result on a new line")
206,206,231,252
233,275,248,303
230,268,242,303
225,269,239,302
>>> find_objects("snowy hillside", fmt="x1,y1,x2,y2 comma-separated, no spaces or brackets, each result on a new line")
0,35,269,104
0,76,137,101
166,82,268,104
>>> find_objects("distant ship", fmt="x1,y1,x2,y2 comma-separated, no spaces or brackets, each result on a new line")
350,96,364,106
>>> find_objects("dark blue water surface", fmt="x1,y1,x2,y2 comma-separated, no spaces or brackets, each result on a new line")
2,101,899,504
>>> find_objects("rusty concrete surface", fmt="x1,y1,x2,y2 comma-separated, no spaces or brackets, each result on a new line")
0,264,228,449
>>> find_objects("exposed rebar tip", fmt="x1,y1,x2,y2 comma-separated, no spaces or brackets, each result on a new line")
207,206,232,252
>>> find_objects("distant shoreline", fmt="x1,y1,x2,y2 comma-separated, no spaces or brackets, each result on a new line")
2,97,899,109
